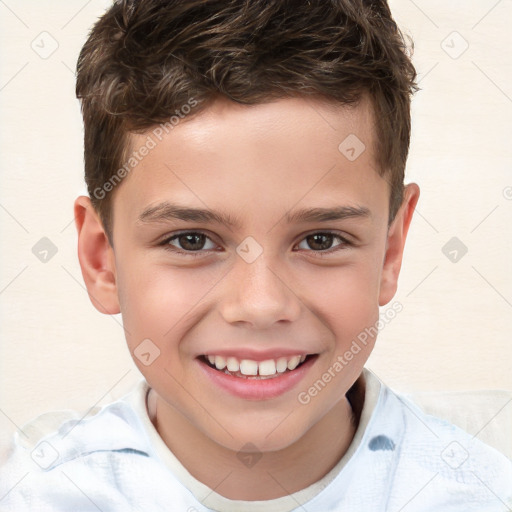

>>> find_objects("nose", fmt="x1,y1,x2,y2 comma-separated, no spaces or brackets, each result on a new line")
219,252,302,329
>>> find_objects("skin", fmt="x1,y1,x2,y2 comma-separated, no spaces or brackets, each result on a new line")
74,94,419,501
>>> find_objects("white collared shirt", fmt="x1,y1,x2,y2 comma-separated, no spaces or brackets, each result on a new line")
1,368,511,511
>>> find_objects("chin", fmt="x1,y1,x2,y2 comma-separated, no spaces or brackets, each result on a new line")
205,414,313,454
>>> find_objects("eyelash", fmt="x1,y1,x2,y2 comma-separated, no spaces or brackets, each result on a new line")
158,230,353,258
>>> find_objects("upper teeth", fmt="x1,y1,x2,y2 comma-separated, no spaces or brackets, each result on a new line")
206,354,307,376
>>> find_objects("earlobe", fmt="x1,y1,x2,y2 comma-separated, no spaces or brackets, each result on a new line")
74,196,120,315
378,183,420,306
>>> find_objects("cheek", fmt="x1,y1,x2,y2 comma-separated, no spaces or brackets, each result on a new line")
116,260,216,347
301,259,381,327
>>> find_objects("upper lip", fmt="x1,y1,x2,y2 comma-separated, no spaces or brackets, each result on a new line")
197,348,315,362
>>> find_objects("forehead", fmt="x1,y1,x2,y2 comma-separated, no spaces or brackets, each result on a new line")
114,95,387,229
160,94,376,158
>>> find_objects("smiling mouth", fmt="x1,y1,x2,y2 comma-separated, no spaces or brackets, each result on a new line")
199,354,317,380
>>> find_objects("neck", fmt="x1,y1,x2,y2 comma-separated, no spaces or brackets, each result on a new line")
149,391,361,501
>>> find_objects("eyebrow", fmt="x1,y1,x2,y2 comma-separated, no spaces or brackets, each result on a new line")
137,202,371,229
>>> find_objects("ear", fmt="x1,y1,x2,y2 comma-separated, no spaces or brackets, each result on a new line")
74,196,120,314
378,183,420,306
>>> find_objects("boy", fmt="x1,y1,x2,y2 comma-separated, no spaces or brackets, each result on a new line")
1,0,511,510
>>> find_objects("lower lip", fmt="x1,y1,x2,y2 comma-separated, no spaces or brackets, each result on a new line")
197,356,317,400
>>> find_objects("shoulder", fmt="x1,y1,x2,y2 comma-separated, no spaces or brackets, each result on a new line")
3,381,150,466
372,380,512,511
0,379,181,511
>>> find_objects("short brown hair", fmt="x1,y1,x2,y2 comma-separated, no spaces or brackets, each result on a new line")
76,0,419,245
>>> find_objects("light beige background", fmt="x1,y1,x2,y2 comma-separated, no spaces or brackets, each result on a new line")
0,0,511,438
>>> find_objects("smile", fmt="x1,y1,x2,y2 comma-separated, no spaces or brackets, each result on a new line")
197,352,318,400
201,354,311,379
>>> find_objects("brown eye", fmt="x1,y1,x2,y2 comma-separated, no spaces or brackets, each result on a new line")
161,231,217,255
296,232,351,253
173,233,207,251
306,233,335,251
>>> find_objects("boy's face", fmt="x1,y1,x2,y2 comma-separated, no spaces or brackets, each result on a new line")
76,95,418,453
